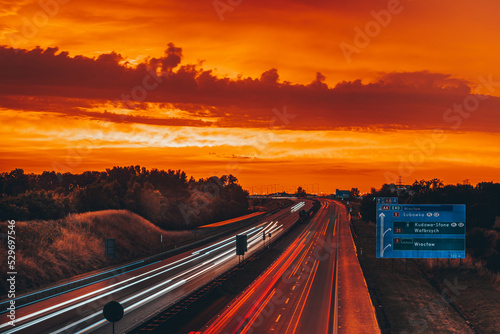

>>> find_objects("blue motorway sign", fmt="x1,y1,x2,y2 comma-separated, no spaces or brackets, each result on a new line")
336,189,350,199
376,200,466,258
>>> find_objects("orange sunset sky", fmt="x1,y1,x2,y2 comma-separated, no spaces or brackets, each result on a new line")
1,0,500,193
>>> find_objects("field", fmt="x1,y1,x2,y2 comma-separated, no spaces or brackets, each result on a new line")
0,210,200,295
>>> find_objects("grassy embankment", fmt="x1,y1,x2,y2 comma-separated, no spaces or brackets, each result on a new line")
0,210,201,296
349,203,500,334
0,198,287,296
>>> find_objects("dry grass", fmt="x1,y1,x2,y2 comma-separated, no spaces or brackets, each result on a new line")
0,210,199,295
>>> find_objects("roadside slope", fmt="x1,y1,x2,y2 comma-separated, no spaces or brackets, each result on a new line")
0,210,198,295
337,202,380,333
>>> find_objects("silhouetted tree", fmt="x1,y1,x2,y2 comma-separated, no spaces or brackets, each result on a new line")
360,194,376,222
1,166,251,229
467,203,495,230
467,228,495,258
296,186,306,197
1,169,30,196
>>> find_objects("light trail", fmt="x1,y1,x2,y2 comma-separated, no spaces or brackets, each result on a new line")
204,238,305,334
291,202,305,212
1,224,266,333
202,200,341,334
288,260,320,334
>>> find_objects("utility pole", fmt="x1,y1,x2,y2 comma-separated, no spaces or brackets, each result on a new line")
396,176,404,186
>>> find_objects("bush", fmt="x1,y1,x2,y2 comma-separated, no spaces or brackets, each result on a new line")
466,228,495,259
0,190,70,221
486,238,500,273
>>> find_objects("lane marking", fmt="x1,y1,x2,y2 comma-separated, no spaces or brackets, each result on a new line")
240,289,276,333
285,260,320,334
204,239,306,334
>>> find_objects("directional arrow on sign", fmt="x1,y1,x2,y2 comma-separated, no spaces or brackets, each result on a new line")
383,228,392,237
382,243,392,257
379,213,386,257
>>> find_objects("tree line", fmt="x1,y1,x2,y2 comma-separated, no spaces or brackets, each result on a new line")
0,167,249,229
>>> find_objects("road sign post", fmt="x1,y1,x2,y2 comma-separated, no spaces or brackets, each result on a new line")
103,301,124,334
376,198,466,259
236,234,247,265
105,239,116,259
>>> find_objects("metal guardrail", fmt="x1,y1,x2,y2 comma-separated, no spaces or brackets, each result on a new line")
0,209,282,311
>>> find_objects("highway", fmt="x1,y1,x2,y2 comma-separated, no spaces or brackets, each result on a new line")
0,201,311,334
202,199,339,334
201,199,380,334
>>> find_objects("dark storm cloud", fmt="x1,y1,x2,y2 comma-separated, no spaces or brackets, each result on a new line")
1,44,499,132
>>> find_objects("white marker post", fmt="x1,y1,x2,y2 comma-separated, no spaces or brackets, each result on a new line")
379,212,385,257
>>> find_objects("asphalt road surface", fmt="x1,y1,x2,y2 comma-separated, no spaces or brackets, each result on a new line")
201,199,380,334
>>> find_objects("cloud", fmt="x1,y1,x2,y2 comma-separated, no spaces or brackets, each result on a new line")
1,44,499,132
260,68,279,85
